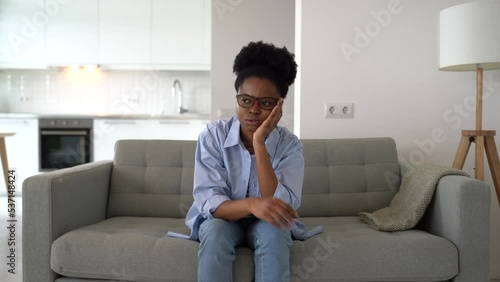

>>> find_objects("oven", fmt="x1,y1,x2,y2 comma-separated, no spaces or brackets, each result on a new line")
39,118,93,172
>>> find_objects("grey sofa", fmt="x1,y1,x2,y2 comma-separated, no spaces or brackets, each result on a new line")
23,138,490,282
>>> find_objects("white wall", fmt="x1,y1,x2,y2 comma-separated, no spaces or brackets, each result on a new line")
211,0,295,130
297,0,500,278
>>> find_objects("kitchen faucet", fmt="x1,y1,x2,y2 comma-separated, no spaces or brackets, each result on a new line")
171,79,187,114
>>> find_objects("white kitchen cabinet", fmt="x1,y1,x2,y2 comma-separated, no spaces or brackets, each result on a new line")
45,0,99,66
0,118,39,195
0,0,211,70
93,119,208,161
98,0,151,66
0,0,46,69
152,0,211,70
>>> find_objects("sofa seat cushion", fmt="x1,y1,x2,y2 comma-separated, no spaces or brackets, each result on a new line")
51,216,458,282
51,217,254,282
293,217,458,281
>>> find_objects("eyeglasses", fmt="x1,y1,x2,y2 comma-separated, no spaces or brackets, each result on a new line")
236,94,279,110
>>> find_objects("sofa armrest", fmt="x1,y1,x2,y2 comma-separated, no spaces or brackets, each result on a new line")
22,160,113,282
418,175,490,282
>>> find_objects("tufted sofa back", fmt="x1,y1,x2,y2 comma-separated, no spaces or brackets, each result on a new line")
297,138,400,217
107,140,197,218
107,138,400,218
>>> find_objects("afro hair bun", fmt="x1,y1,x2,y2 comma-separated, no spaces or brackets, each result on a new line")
233,41,297,90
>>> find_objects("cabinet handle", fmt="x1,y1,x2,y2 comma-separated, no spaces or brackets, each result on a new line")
41,130,88,136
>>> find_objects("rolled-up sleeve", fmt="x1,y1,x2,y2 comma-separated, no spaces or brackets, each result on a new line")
273,138,304,210
193,130,231,219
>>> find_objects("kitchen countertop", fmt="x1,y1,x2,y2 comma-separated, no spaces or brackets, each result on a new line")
0,113,212,121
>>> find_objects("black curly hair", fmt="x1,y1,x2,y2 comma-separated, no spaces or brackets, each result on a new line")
233,41,297,98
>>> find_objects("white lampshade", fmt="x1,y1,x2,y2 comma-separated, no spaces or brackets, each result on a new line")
439,0,500,71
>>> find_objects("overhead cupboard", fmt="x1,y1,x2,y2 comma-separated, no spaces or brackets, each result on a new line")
0,0,47,69
0,0,211,70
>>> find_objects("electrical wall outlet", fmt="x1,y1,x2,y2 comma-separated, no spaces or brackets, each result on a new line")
324,102,354,119
325,102,338,118
339,102,354,118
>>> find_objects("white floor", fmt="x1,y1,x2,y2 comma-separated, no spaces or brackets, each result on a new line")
0,195,498,282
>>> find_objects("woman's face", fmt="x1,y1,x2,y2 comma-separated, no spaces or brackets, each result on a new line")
236,76,281,137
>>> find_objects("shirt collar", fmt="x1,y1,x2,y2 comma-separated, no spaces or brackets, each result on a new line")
223,117,242,148
223,117,280,151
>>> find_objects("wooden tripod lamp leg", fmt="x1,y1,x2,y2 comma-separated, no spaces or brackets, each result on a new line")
453,135,472,170
475,136,485,180
485,136,500,205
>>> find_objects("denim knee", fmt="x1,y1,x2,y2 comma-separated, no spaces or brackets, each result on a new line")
198,218,243,282
247,220,292,250
199,218,243,250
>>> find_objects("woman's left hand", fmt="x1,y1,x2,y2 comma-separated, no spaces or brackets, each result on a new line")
253,98,283,144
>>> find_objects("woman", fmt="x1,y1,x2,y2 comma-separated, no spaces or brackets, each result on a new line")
185,41,304,282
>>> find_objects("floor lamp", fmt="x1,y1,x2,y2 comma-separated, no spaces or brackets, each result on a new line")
439,0,500,205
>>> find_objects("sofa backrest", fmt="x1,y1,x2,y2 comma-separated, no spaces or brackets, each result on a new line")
298,138,400,217
107,140,197,218
107,138,400,218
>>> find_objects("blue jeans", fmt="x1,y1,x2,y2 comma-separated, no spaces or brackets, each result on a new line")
198,216,292,282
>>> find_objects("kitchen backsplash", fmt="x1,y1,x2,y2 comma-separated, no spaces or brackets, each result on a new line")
0,69,211,116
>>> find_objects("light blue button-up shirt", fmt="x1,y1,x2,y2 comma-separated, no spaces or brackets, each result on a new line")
185,117,310,241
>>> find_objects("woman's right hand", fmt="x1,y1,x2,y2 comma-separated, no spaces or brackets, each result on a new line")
249,198,299,229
